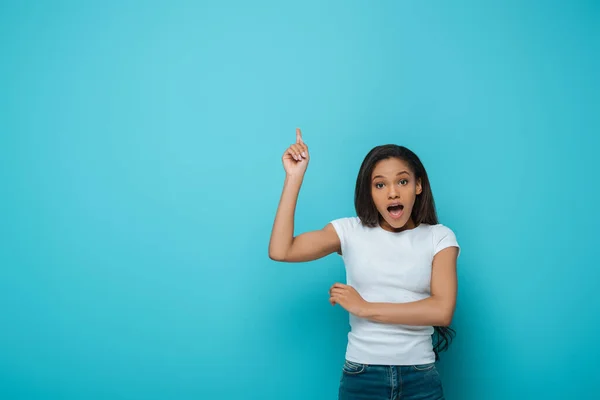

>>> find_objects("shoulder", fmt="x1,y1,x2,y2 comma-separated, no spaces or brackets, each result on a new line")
330,216,361,229
429,223,457,238
329,216,362,236
329,216,363,248
426,224,460,256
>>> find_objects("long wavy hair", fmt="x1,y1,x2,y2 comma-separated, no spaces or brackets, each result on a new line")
354,144,456,360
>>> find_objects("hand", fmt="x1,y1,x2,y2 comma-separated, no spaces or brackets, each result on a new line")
282,128,309,177
329,283,370,317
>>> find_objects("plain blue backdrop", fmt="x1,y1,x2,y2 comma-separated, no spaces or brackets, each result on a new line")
1,1,599,399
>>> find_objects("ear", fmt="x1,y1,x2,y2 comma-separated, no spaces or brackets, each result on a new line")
416,178,423,195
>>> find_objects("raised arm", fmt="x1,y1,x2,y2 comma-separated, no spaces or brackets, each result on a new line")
268,128,341,262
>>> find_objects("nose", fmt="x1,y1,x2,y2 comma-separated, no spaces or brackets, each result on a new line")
388,186,399,199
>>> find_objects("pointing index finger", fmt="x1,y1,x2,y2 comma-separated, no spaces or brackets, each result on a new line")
296,128,303,144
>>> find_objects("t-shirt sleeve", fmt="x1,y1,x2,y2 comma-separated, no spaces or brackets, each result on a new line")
432,224,460,257
329,217,358,255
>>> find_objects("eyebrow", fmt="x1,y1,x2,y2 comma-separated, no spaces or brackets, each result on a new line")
372,171,410,181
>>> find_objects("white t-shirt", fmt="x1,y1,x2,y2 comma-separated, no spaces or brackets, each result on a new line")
330,216,460,366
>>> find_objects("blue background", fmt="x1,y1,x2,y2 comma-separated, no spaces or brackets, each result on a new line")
1,1,598,399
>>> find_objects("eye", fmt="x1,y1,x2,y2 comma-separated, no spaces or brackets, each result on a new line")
399,179,408,185
375,182,385,189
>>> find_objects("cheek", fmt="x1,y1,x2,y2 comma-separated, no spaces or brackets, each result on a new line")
403,184,417,196
371,191,387,209
398,187,416,204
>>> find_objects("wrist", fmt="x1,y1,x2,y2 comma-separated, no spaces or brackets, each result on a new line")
358,301,374,318
285,173,305,184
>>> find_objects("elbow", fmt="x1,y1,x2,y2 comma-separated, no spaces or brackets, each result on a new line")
268,249,287,262
269,240,293,262
430,296,454,327
437,311,454,327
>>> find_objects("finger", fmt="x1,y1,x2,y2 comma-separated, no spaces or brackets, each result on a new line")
299,142,308,159
289,145,303,161
283,148,295,159
333,283,348,289
296,128,304,144
332,296,346,309
291,144,305,160
286,148,299,161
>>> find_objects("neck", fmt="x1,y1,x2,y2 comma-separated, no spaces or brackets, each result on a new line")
379,217,417,232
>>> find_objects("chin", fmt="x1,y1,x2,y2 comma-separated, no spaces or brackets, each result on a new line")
381,215,409,230
390,220,409,229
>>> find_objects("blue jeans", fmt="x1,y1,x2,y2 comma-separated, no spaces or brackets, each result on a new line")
338,359,444,400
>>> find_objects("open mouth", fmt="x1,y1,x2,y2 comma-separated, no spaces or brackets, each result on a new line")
387,203,404,219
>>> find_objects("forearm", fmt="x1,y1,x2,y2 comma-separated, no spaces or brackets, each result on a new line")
268,174,304,260
360,296,453,326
